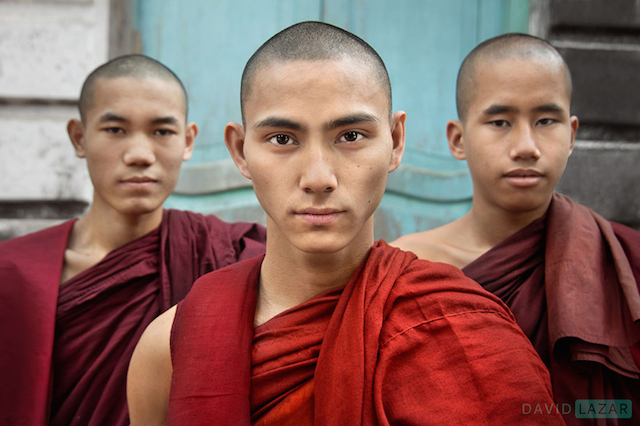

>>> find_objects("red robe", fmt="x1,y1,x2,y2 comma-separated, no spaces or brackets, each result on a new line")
463,193,640,425
169,241,562,425
0,210,266,426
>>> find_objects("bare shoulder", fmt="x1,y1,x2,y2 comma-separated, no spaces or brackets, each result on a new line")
391,229,441,257
127,305,176,426
139,305,176,348
390,219,474,269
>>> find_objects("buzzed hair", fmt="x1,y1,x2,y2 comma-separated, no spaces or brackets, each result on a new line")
240,21,392,123
78,54,188,122
456,33,572,122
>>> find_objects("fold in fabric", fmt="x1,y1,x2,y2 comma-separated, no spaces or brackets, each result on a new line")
169,241,561,425
464,193,640,425
0,210,266,426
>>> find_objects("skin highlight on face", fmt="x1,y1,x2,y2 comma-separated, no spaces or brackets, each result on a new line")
226,58,405,257
448,54,578,218
68,76,197,220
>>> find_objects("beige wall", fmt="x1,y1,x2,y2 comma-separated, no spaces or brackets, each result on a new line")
0,0,111,239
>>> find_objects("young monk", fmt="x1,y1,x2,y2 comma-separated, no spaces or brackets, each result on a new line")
128,22,563,425
0,55,266,426
393,33,640,425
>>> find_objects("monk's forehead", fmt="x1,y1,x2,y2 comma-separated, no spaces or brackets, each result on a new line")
246,58,390,113
87,76,187,115
477,43,561,63
256,57,376,83
469,54,570,102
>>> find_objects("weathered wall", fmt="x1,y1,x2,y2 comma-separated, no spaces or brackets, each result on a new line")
531,0,640,228
0,0,111,240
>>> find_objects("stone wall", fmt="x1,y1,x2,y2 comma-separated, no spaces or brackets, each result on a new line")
0,0,138,241
531,0,640,228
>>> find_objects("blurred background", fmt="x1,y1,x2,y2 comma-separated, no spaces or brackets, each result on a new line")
1,0,638,242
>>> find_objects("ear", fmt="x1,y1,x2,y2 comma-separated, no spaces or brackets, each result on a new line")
568,115,579,155
67,119,87,158
388,111,406,173
183,122,198,161
446,120,466,160
224,122,251,179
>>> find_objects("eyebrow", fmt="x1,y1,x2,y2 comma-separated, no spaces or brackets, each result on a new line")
99,113,128,123
151,116,180,126
483,103,565,116
253,117,306,131
323,113,380,131
252,113,380,132
533,103,565,114
98,113,180,126
482,105,517,116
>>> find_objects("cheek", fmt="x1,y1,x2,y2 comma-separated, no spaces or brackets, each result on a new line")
158,145,188,170
245,159,284,211
348,159,389,207
84,151,116,187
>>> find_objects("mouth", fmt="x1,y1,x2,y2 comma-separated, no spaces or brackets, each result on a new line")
120,176,158,188
122,176,157,183
503,169,544,187
295,207,345,225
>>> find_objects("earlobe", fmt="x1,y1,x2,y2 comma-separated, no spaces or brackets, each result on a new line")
447,120,466,160
67,119,87,158
569,116,579,155
224,122,251,180
388,111,406,173
183,123,198,161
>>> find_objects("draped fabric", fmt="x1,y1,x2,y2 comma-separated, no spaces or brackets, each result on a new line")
251,287,341,425
0,210,266,426
169,241,561,425
464,193,640,425
0,221,73,426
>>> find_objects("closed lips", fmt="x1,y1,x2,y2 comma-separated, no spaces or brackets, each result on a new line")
503,170,543,177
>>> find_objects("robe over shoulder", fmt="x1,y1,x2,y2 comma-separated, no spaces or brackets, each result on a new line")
464,193,640,426
169,241,562,425
0,209,266,426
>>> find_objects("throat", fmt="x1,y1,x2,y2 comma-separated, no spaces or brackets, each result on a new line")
60,207,164,285
60,248,108,285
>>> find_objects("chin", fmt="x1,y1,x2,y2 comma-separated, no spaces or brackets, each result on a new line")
291,233,352,255
117,201,164,217
502,194,552,214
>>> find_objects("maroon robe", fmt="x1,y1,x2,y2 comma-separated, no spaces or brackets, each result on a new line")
169,241,562,425
464,193,640,425
0,209,266,426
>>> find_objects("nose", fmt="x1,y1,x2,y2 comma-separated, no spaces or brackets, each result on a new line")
123,133,156,167
509,123,541,161
298,143,337,194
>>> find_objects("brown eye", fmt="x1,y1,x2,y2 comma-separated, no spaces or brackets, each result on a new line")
154,129,176,136
268,134,295,146
339,131,364,143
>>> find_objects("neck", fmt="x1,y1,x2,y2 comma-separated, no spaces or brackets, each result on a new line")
68,198,164,257
466,195,551,250
255,220,373,326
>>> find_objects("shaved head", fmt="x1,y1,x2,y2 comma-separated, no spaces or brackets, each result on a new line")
240,21,392,123
456,33,572,122
79,54,188,122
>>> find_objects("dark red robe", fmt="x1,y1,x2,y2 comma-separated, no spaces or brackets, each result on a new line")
169,241,563,425
0,210,266,426
463,193,640,425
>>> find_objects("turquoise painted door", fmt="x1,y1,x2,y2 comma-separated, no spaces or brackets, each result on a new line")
136,0,528,240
